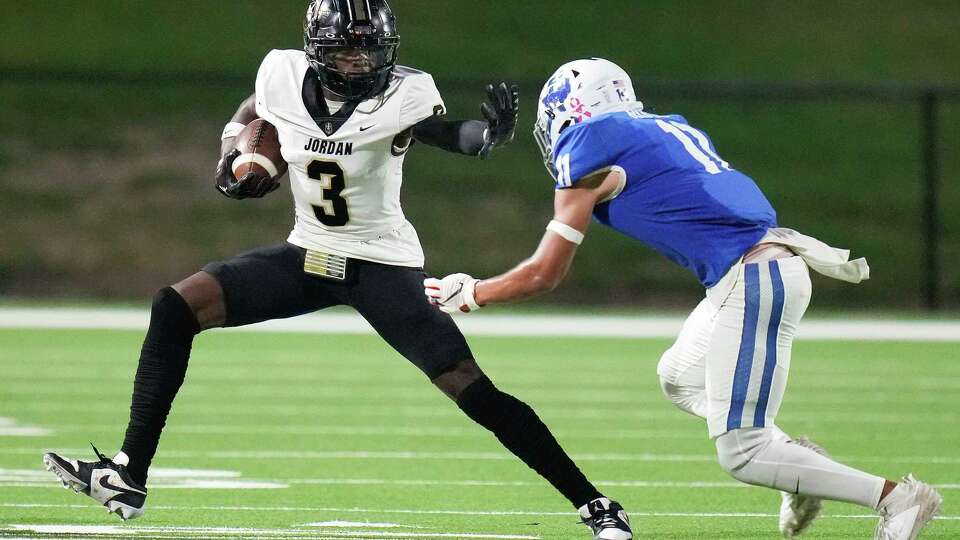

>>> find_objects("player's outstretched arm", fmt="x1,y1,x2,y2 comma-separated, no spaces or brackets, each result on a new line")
412,82,519,158
214,93,281,200
425,169,622,313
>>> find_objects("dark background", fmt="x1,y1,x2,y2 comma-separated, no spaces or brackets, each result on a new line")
2,1,958,310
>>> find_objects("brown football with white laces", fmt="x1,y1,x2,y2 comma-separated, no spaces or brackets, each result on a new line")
232,119,288,179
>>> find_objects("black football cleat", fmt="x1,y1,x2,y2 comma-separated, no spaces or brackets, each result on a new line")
42,444,147,520
579,497,633,539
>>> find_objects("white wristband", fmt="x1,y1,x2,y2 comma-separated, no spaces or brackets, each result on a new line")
221,122,247,141
462,279,481,311
547,220,585,245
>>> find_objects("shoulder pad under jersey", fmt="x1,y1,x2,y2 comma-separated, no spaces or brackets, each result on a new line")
552,115,618,189
395,66,446,131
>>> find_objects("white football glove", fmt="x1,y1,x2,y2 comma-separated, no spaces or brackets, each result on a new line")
424,273,481,313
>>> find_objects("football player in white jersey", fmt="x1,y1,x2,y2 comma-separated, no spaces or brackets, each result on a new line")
42,2,633,539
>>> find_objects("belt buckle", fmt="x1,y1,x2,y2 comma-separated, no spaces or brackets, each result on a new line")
304,249,348,281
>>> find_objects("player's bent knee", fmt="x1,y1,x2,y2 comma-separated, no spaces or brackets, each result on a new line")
659,375,707,419
656,346,678,380
715,427,774,479
149,286,201,339
658,375,682,404
431,358,484,401
171,271,226,330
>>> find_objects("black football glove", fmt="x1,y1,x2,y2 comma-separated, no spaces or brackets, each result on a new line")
215,149,280,200
478,82,519,159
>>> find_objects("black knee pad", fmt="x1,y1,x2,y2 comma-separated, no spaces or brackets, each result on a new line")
456,376,524,427
456,375,540,431
147,287,200,346
456,376,497,413
432,360,484,399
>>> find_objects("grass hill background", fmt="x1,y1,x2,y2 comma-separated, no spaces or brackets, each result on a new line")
1,1,958,309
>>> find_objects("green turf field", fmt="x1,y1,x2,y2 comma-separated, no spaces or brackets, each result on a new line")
0,328,957,538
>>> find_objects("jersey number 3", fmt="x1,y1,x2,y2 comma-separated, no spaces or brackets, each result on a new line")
307,160,349,227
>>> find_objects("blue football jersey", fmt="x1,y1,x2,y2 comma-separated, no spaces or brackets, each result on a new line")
552,108,777,287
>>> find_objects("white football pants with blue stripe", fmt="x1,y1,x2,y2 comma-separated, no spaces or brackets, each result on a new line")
658,255,885,508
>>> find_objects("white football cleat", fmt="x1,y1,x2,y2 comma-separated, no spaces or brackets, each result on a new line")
779,436,827,537
874,474,942,540
579,497,632,539
43,444,147,520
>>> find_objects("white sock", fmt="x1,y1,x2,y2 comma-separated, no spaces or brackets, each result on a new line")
578,497,613,519
876,481,908,513
717,428,886,508
112,451,130,466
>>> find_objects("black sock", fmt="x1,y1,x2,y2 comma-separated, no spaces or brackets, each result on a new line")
456,376,602,508
120,287,199,486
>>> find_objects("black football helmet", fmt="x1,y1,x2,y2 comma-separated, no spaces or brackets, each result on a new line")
304,0,399,101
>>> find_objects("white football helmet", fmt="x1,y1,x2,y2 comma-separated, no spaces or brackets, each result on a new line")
534,58,641,174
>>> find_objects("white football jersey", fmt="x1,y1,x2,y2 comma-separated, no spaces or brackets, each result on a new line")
254,49,446,267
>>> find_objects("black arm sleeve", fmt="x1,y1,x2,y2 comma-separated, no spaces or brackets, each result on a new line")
412,116,486,155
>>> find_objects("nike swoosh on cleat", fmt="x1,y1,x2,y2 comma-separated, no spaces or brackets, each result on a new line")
359,124,376,131
98,475,145,497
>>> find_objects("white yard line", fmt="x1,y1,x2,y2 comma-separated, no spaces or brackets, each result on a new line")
0,467,287,490
6,447,960,465
3,504,959,521
45,423,707,440
0,418,51,437
287,478,748,489
34,423,958,441
304,521,421,529
3,402,958,425
298,533,538,539
4,525,539,540
287,478,959,491
6,470,960,491
1,307,958,341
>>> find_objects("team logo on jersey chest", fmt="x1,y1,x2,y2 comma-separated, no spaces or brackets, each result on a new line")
304,138,354,156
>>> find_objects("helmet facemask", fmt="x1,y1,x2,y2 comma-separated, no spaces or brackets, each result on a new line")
533,108,573,179
304,0,399,101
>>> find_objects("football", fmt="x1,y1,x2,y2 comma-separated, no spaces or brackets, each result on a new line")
232,118,288,180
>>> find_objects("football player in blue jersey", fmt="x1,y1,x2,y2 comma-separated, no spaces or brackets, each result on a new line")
425,58,942,539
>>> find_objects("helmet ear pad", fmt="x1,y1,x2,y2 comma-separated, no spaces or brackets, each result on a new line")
303,0,400,101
